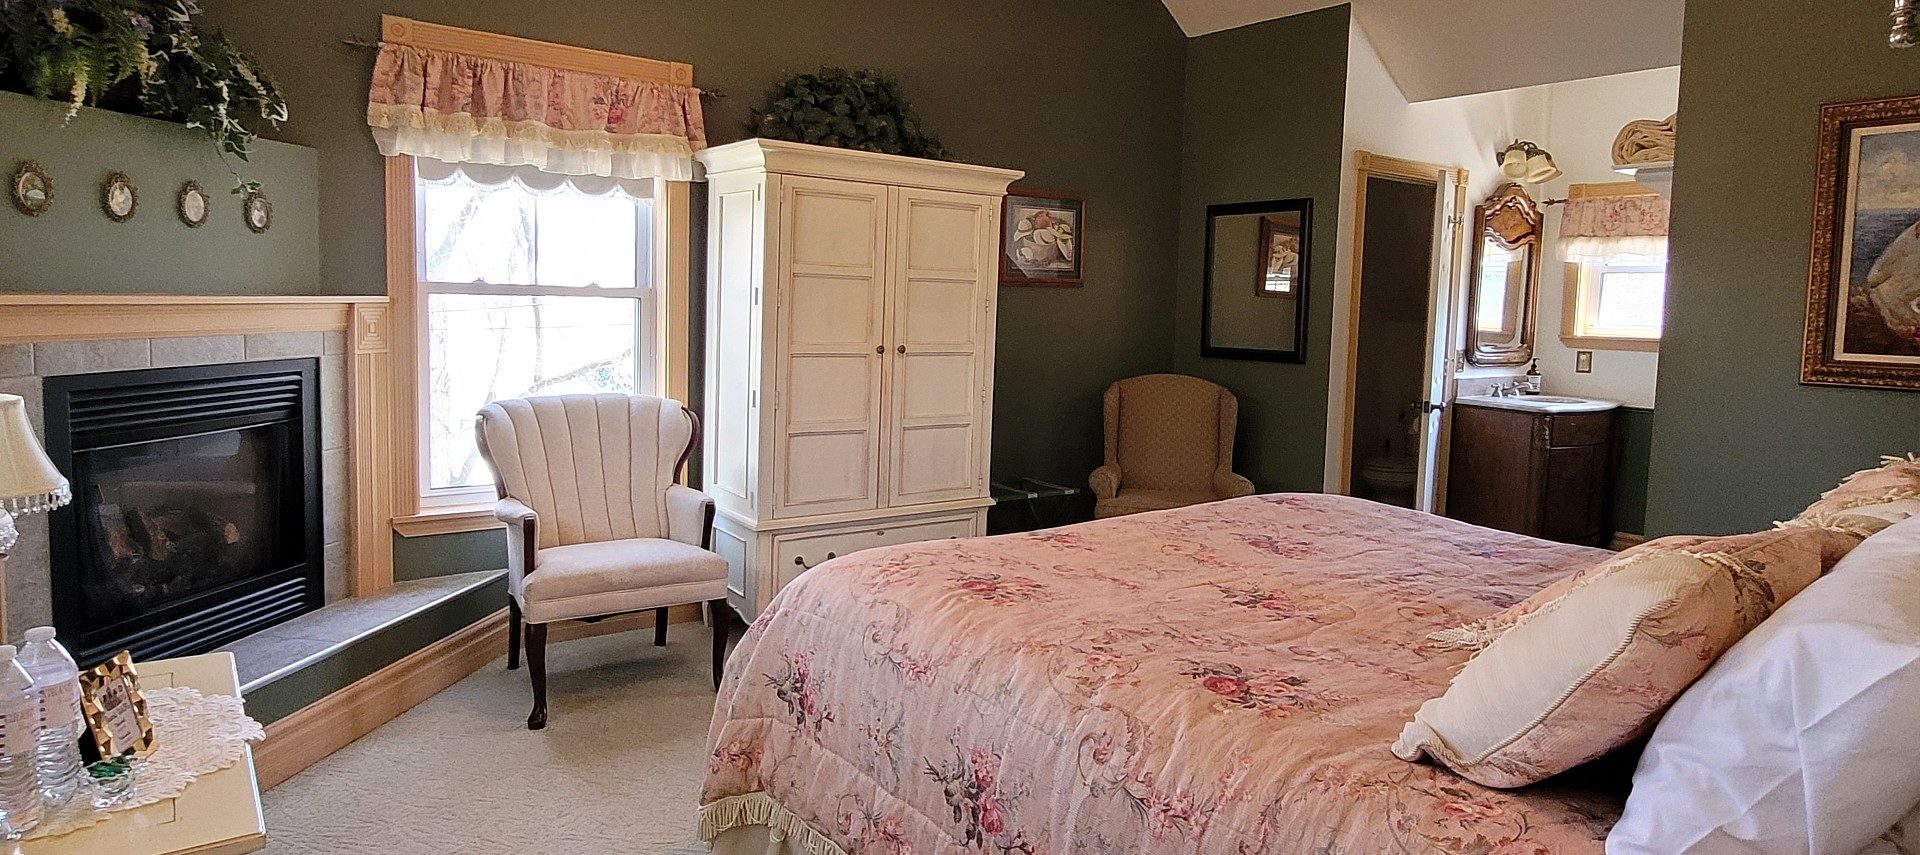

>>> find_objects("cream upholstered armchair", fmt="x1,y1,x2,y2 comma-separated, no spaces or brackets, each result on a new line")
475,393,731,730
1090,374,1255,518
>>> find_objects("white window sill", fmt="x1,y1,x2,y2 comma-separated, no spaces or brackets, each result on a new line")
1559,333,1660,353
392,504,503,537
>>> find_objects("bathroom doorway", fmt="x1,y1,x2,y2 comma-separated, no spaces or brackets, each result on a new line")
1337,154,1466,511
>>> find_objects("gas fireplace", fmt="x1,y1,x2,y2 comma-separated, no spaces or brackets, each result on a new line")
43,359,323,665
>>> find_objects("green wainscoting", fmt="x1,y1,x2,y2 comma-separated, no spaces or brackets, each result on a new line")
1614,406,1654,537
393,529,509,582
1646,0,1920,534
0,91,321,295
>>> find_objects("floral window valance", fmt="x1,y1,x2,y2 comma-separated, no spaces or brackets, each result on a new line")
367,44,707,181
1559,191,1669,262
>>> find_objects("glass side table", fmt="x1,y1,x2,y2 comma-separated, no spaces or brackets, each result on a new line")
989,477,1082,533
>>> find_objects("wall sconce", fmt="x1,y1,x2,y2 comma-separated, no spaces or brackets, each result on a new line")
1496,140,1563,184
1894,0,1918,47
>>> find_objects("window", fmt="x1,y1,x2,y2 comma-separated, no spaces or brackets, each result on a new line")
412,161,657,506
1564,253,1665,348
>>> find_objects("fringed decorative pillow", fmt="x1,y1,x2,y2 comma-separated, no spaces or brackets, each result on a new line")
1393,526,1857,788
1787,454,1920,538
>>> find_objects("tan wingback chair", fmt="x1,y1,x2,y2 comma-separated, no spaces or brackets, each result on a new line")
475,393,731,730
1090,374,1255,518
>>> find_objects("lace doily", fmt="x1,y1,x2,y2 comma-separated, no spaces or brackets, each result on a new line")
29,686,264,840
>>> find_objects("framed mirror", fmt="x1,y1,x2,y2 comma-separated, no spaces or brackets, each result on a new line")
1202,198,1313,362
1466,183,1542,366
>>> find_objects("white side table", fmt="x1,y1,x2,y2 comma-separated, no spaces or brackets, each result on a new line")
23,652,265,855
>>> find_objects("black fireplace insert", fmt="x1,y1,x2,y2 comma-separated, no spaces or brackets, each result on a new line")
44,359,323,665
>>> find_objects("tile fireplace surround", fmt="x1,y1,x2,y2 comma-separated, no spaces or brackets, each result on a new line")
0,295,393,640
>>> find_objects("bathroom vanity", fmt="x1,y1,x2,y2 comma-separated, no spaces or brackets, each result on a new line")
1445,395,1621,547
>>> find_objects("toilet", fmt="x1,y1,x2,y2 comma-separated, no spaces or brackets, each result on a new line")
1358,456,1418,508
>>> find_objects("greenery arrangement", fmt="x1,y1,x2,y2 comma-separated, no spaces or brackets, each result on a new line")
750,67,951,160
0,0,288,191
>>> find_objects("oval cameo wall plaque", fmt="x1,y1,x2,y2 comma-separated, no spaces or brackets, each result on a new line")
177,180,209,228
242,190,272,233
10,161,52,216
101,172,138,223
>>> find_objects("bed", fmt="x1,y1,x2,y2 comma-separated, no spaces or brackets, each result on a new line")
699,493,1629,854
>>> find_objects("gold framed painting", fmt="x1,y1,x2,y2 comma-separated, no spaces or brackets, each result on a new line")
80,651,156,759
1804,93,1920,390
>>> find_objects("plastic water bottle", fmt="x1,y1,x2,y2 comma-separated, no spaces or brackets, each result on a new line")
0,646,42,838
18,627,85,808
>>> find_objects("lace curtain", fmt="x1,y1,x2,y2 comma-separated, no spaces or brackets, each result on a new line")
367,44,707,181
1559,192,1669,262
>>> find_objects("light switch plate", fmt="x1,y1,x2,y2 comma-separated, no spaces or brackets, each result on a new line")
1575,350,1594,373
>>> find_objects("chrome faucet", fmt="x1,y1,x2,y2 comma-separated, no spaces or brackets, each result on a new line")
1489,380,1523,398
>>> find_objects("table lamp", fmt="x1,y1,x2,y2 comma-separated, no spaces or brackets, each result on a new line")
0,393,71,641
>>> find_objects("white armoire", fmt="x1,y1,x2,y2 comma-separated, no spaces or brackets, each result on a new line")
696,139,1023,616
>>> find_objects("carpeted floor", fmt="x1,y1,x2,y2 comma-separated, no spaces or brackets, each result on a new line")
260,623,719,854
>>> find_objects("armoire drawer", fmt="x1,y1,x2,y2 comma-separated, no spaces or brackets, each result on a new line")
774,516,976,588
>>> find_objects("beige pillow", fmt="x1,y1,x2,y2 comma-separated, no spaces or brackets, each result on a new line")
1393,527,1845,788
1790,454,1920,537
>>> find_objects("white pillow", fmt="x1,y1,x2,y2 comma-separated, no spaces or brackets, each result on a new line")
1608,515,1920,854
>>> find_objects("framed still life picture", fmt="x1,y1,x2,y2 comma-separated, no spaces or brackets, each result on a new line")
80,651,155,759
1804,93,1920,390
1000,190,1083,286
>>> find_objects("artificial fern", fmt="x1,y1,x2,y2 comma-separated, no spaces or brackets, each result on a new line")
0,0,287,183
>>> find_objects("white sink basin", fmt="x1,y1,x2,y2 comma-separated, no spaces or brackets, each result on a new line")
1456,394,1620,414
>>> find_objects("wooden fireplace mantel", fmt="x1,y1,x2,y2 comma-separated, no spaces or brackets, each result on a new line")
0,294,384,344
0,293,396,596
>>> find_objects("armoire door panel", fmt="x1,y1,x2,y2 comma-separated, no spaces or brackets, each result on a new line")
886,187,994,506
783,432,874,506
901,200,985,273
898,354,976,423
899,278,980,345
773,176,888,518
789,190,884,269
785,356,875,428
786,274,881,351
709,184,760,508
894,425,975,496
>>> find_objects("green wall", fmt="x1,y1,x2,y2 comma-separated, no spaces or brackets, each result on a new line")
1614,406,1654,536
196,0,1188,500
1646,0,1920,535
1173,7,1352,491
0,91,321,294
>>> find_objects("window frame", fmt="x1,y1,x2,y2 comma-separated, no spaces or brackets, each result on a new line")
1560,257,1664,353
384,155,693,535
412,166,659,509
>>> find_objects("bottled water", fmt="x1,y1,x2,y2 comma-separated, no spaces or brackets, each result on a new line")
18,627,85,808
0,646,42,838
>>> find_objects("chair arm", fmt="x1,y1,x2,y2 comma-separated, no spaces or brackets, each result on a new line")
1089,464,1122,500
1212,468,1256,499
495,497,538,595
666,484,715,549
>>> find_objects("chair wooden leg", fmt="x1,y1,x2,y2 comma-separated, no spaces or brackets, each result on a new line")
710,599,731,691
525,621,549,730
507,599,522,671
654,606,670,647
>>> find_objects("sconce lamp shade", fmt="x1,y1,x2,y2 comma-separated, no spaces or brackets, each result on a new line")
1524,151,1562,183
1500,147,1530,179
0,395,68,516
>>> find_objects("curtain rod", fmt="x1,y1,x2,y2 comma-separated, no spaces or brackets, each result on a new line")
336,36,726,98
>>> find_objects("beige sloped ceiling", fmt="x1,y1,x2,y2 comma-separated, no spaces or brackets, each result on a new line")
1161,0,1683,101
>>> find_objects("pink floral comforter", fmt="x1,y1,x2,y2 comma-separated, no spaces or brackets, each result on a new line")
701,494,1626,854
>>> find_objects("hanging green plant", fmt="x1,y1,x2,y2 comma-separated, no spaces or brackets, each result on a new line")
0,0,289,192
750,67,951,160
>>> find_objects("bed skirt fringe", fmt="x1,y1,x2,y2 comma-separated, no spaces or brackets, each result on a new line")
697,792,850,855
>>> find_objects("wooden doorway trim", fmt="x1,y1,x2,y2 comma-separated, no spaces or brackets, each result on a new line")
1333,152,1468,497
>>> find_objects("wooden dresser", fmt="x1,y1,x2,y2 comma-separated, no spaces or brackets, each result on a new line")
1445,401,1620,546
695,139,1023,617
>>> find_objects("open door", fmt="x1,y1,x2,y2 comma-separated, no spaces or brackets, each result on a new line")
1413,170,1465,513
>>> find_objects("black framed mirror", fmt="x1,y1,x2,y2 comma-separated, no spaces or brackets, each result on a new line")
1465,183,1542,366
1202,198,1313,362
